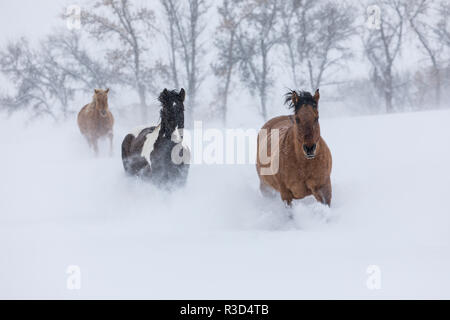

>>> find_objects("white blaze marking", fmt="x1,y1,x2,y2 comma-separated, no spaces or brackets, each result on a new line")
171,127,183,144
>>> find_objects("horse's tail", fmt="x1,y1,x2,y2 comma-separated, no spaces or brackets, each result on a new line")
121,134,135,174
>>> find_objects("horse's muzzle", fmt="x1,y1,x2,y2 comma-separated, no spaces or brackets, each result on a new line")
303,144,317,159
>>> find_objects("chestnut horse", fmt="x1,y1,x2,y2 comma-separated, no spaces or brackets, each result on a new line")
77,89,114,155
256,89,332,206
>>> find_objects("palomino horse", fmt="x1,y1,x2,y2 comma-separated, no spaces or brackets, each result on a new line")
256,89,332,206
121,88,190,187
77,88,114,155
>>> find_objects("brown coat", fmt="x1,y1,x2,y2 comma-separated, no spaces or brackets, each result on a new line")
256,90,332,206
77,89,114,155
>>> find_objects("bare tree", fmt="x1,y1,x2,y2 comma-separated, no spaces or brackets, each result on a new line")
161,0,180,89
80,0,159,120
362,0,406,113
280,0,355,91
407,0,444,106
162,0,209,121
38,43,74,118
45,31,118,93
212,0,254,124
433,1,450,47
237,0,280,120
0,38,74,119
305,1,355,90
279,0,317,88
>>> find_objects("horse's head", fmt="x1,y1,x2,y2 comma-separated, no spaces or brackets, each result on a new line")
93,88,110,117
158,88,186,141
285,89,321,160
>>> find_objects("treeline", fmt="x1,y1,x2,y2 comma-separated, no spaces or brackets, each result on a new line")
0,0,449,122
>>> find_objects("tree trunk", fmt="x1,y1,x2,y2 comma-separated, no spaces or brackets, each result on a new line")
287,39,298,88
385,91,393,113
384,66,394,113
408,16,441,107
260,91,267,121
222,73,231,125
170,22,179,89
187,3,198,125
221,31,236,126
434,67,441,107
138,84,147,121
187,77,195,124
260,44,268,120
385,78,393,113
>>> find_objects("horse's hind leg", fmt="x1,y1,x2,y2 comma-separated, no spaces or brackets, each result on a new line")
121,134,149,176
108,132,114,157
121,134,134,173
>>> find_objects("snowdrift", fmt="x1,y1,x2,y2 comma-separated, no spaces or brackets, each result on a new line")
1,109,450,299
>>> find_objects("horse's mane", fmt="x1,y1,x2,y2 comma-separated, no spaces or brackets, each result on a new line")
156,89,183,140
158,89,180,106
284,90,317,112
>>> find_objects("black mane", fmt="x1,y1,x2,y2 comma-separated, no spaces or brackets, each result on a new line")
284,90,317,112
157,88,185,139
158,89,182,106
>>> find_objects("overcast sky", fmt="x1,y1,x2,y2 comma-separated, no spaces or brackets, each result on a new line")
0,0,72,44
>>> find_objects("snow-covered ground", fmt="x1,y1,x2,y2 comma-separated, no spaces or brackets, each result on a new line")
1,109,450,299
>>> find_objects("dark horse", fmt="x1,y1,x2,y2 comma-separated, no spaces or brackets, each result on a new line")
121,88,190,187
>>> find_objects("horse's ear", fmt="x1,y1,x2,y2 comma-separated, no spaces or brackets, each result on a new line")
105,88,110,94
292,91,299,106
179,88,185,102
94,89,99,94
313,89,320,105
163,88,168,95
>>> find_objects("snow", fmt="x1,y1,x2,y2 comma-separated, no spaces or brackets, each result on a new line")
1,109,450,299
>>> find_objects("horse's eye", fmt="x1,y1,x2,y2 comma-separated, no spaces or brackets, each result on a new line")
295,118,300,124
315,117,319,123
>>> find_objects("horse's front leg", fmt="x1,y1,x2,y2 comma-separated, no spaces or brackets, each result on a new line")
108,132,114,157
279,183,294,207
84,135,92,149
311,178,332,207
91,136,99,156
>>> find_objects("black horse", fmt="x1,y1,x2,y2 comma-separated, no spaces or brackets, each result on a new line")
121,88,190,188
